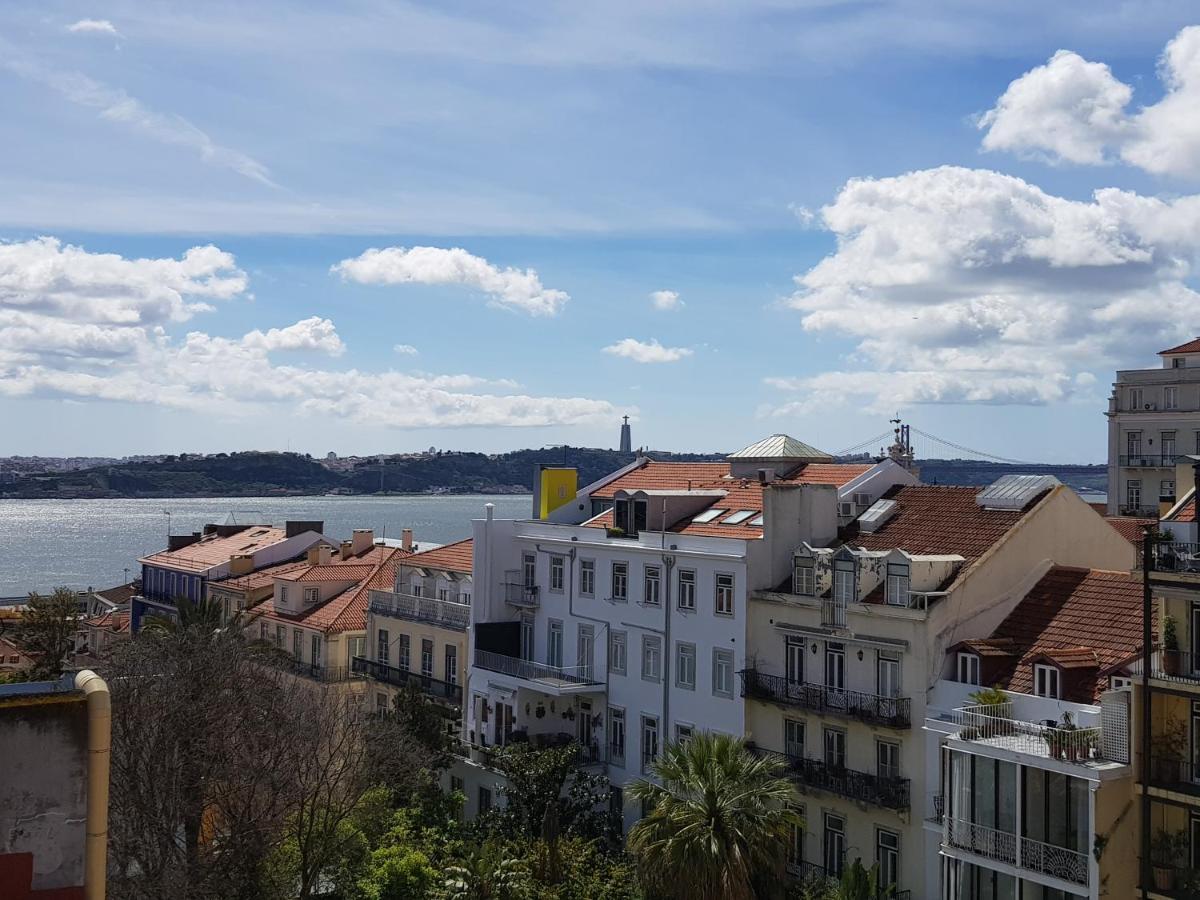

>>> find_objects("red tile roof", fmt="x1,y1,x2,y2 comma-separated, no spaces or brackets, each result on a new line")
139,526,289,573
1104,515,1156,545
277,564,376,583
82,609,130,633
977,567,1145,702
846,484,1043,566
94,582,138,605
1168,491,1196,524
1159,337,1200,355
403,538,473,574
590,462,731,499
213,559,311,593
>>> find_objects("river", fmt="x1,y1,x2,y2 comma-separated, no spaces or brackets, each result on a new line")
0,494,532,597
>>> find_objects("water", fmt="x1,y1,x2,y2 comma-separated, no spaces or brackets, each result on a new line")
0,495,532,597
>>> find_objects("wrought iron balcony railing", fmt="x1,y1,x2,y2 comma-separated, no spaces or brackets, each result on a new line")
750,745,910,811
1119,454,1178,467
368,589,470,630
351,656,463,704
473,648,602,686
1141,542,1200,575
1147,754,1200,795
739,668,911,729
502,582,540,607
1148,648,1200,683
286,660,355,683
821,599,847,628
944,816,1089,888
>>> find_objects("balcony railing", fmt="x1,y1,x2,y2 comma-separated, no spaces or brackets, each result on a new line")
1142,542,1200,575
739,669,911,729
1147,754,1200,795
751,745,910,811
822,599,847,628
1148,648,1200,683
351,656,463,704
1119,454,1178,467
502,582,540,608
944,817,1089,887
927,793,944,825
368,589,470,630
953,704,1106,766
473,648,602,686
287,660,355,683
786,860,910,899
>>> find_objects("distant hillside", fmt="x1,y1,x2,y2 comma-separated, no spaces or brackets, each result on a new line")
0,449,1107,499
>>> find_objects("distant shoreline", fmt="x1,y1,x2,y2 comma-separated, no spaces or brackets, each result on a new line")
0,490,534,501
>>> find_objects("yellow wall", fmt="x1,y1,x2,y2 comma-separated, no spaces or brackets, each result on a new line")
538,467,577,519
1095,775,1138,900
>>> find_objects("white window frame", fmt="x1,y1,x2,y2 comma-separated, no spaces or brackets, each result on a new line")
641,714,660,773
1165,386,1179,410
675,722,694,743
1034,663,1061,699
612,562,629,602
957,652,980,686
715,572,735,617
885,562,909,607
580,559,595,597
793,562,815,596
445,644,458,684
548,619,564,669
643,565,661,606
675,641,697,690
642,635,662,682
377,627,391,665
549,555,565,593
303,587,318,605
609,630,627,676
833,559,856,604
677,569,696,611
712,648,734,698
609,706,626,765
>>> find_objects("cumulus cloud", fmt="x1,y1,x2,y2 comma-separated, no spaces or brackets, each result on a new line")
393,343,419,355
979,27,1200,179
0,238,619,429
66,19,120,37
649,289,683,311
602,338,693,363
332,246,569,316
771,165,1200,412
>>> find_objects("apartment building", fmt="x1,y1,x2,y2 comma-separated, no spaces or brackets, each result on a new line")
1106,338,1200,516
741,476,1136,898
459,435,917,829
357,538,472,718
925,567,1142,900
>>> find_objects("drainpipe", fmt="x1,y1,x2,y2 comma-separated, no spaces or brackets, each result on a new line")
1140,526,1152,900
75,669,110,900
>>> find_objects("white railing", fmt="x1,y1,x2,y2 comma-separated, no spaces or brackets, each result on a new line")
944,817,1088,887
954,704,1103,765
473,648,601,685
945,817,1016,866
369,590,469,630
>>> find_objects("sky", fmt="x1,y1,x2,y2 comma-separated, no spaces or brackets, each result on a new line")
2,2,1200,463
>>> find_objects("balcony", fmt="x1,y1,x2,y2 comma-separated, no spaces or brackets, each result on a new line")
1148,649,1200,685
821,599,847,628
286,660,355,683
786,860,910,900
368,589,469,631
473,648,602,693
1142,542,1200,575
952,704,1110,768
1146,754,1200,798
351,656,463,705
738,668,912,729
1119,454,1178,467
943,817,1089,889
750,745,910,811
502,582,539,608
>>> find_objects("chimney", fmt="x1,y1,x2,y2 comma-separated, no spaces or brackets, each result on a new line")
228,554,254,576
307,544,333,565
340,540,353,559
286,519,324,538
402,528,413,552
351,529,375,556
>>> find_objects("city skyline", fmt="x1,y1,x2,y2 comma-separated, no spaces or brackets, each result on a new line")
2,5,1200,462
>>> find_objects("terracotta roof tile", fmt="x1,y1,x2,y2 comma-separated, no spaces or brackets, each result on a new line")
213,559,311,592
82,609,130,633
404,538,473,574
95,582,138,604
1104,515,1156,546
1159,337,1200,355
1168,491,1196,524
139,526,289,573
278,563,376,583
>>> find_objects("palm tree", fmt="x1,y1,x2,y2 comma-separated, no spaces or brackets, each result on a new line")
627,732,802,900
141,595,228,636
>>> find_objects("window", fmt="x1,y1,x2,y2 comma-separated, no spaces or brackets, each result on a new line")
1034,663,1060,699
876,739,901,780
1166,386,1180,410
1127,431,1143,456
612,562,629,602
609,707,626,764
522,553,536,588
303,587,318,604
677,569,696,610
833,558,856,604
823,727,846,769
1130,389,1144,411
675,642,696,690
823,814,846,878
293,629,302,660
260,622,268,640
276,625,285,648
785,636,805,685
1163,479,1176,500
1164,431,1178,461
520,615,534,661
957,652,980,685
722,509,756,525
279,584,288,603
885,562,909,607
876,828,900,891
642,635,662,681
548,620,564,668
580,559,595,596
398,634,410,671
877,654,900,698
1174,357,1186,368
438,588,449,602
550,555,565,592
349,636,364,666
793,561,815,596
311,635,322,668
609,630,627,676
1127,480,1142,510
445,644,458,684
788,808,806,868
641,715,660,772
784,718,805,758
715,573,734,616
376,692,388,710
578,625,595,680
1196,430,1200,454
691,508,727,524
450,774,464,794
712,648,734,697
675,722,694,743
643,565,660,606
377,628,390,665
478,786,492,814
825,642,845,690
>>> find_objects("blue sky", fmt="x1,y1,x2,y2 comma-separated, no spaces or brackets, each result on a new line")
2,3,1199,463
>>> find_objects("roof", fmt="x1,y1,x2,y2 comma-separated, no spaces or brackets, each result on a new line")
402,538,473,574
1104,515,1156,545
727,433,832,461
846,484,1044,567
212,559,311,593
278,564,376,583
94,582,138,605
952,638,1018,658
977,567,1145,702
1165,487,1197,524
1159,337,1200,355
82,609,130,634
139,526,289,573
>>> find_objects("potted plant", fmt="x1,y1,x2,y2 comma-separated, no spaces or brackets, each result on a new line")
1058,712,1079,762
1151,828,1188,890
535,703,546,719
606,526,625,538
968,685,1012,738
1163,615,1181,676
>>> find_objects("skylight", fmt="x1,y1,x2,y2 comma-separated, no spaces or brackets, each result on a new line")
748,514,764,526
722,510,757,525
691,508,727,523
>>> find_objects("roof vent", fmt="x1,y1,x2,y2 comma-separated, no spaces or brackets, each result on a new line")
857,499,897,533
975,474,1060,510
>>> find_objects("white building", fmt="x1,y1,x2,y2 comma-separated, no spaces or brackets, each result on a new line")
1107,337,1200,516
458,435,918,828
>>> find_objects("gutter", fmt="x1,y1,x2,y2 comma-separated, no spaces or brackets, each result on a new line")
75,670,111,900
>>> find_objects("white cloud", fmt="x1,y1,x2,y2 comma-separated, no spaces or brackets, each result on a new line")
66,19,120,37
393,343,419,355
649,289,683,311
332,246,569,316
772,165,1200,412
0,238,620,429
979,27,1200,179
242,316,345,356
602,338,693,363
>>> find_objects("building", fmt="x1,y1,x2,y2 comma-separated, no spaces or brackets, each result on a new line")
1106,338,1200,516
206,557,312,624
357,538,473,718
0,635,34,673
75,608,130,662
246,530,408,682
0,671,110,900
926,566,1142,900
132,520,329,631
459,434,918,828
741,475,1136,897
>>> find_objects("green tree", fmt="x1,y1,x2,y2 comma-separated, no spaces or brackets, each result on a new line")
16,587,79,679
627,733,801,900
355,845,438,900
141,596,229,637
442,840,532,900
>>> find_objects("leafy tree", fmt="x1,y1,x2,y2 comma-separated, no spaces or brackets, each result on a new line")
16,587,79,678
442,840,532,900
834,860,893,899
355,845,439,900
627,732,801,900
141,596,230,637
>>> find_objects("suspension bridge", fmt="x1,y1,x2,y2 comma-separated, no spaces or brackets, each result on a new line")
834,424,1045,466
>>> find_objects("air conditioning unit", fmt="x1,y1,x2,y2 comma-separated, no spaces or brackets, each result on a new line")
1144,402,1157,410
852,492,872,508
838,501,854,517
